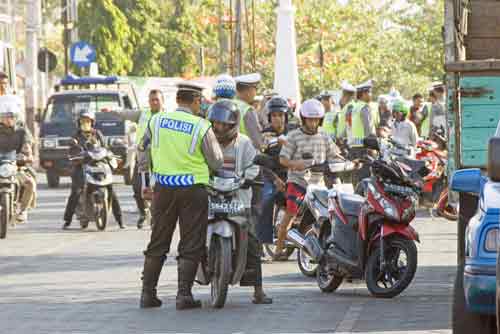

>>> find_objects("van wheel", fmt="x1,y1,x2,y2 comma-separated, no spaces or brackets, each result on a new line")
46,170,60,188
452,265,496,333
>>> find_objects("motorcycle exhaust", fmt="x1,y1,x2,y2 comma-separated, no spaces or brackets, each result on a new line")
287,229,324,261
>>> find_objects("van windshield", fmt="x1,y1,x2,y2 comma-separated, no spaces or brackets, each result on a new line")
44,94,121,123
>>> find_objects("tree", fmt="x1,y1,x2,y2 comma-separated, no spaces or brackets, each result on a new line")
78,0,133,74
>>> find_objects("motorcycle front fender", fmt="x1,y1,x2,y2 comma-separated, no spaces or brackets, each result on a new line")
369,223,420,251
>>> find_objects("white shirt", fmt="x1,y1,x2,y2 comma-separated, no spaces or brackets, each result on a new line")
392,119,419,157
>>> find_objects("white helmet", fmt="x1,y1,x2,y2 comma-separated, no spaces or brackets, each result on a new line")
0,95,21,119
300,99,325,119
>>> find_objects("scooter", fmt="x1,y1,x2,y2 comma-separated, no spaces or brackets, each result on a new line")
315,137,423,298
70,143,118,231
195,163,262,308
0,150,19,239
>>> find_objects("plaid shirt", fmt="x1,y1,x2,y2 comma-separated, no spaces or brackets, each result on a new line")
280,128,339,188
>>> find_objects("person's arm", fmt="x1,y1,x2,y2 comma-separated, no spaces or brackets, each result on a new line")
241,140,259,180
410,123,418,148
279,133,306,171
361,105,374,136
243,109,264,149
107,109,141,123
20,129,34,163
201,128,224,172
325,135,341,160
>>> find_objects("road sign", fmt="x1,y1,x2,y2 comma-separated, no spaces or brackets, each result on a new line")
70,41,96,68
37,48,58,73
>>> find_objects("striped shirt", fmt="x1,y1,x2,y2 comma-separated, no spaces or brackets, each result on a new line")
280,128,339,188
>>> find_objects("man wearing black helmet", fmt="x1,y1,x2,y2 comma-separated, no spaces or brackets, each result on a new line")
208,99,273,304
257,96,290,245
62,110,124,229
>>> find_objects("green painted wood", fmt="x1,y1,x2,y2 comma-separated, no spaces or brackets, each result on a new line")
460,127,497,151
461,104,500,128
462,150,489,167
460,76,500,105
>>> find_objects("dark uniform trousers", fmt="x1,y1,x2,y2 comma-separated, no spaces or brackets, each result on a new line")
63,165,122,223
144,184,208,264
240,214,264,287
132,162,147,216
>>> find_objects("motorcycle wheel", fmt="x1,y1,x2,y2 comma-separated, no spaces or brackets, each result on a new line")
264,205,295,259
316,229,343,292
365,236,417,298
210,236,232,308
95,199,108,231
0,193,10,239
297,226,318,277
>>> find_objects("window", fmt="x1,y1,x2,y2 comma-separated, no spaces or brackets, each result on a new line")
44,94,121,123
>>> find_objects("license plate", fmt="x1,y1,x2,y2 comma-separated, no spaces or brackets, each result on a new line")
209,198,244,215
87,166,105,173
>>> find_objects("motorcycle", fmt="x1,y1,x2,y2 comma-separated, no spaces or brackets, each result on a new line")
315,137,423,298
0,150,19,239
70,143,118,231
195,163,262,308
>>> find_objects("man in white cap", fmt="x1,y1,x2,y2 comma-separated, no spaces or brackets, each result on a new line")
234,73,264,149
336,81,357,141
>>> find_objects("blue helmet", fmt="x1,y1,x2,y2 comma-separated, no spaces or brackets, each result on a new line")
213,74,236,99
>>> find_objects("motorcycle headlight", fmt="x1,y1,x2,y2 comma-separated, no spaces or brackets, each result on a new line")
0,164,16,178
484,228,499,252
42,138,57,149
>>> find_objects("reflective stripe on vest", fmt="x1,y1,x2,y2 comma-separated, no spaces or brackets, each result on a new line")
234,99,252,135
150,110,211,187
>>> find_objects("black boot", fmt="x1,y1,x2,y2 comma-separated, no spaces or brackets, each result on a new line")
140,256,165,308
117,217,126,229
62,220,71,230
176,258,202,310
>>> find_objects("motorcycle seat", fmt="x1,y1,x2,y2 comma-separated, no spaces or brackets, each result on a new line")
338,193,365,216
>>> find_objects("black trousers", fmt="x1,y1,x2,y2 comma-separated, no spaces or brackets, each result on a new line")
144,184,208,264
63,166,122,223
132,162,148,216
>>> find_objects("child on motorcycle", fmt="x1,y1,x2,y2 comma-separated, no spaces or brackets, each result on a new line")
274,99,341,261
208,100,273,304
257,96,291,245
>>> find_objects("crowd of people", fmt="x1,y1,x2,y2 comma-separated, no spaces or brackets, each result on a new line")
0,69,448,310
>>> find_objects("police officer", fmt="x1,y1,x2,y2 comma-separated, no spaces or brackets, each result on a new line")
346,80,376,186
335,81,357,142
138,82,224,310
234,73,264,149
109,89,165,229
319,90,337,138
62,110,125,229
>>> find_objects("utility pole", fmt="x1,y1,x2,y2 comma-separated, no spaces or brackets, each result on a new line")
234,0,243,75
217,0,228,73
25,0,41,136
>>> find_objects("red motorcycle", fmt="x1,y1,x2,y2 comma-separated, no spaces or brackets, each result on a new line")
415,129,457,221
315,137,422,298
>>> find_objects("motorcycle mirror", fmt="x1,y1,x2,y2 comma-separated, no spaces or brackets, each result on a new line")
363,136,380,151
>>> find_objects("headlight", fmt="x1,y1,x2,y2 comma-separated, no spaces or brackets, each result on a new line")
484,228,499,252
368,183,399,220
42,139,57,149
109,136,127,146
0,164,16,178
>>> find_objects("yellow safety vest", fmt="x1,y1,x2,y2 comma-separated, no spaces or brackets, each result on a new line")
234,99,253,136
149,110,211,187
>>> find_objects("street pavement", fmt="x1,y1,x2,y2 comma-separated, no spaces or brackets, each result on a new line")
0,175,457,334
